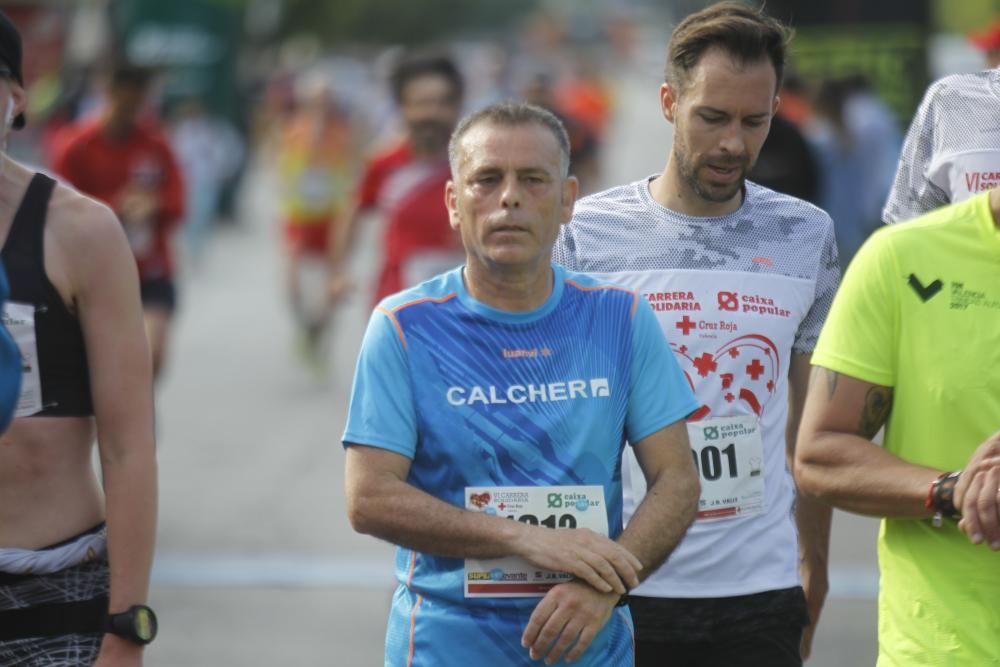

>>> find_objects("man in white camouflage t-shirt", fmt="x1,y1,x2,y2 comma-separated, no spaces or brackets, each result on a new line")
883,65,1000,223
553,3,841,666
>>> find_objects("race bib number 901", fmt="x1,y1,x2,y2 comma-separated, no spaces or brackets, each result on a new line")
686,415,764,521
464,485,608,598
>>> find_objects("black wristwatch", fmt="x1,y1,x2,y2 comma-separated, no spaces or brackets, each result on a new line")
105,605,158,645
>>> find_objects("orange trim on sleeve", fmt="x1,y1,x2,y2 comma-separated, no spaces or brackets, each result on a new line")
376,307,408,350
407,594,424,667
564,279,639,319
377,293,458,350
390,293,458,313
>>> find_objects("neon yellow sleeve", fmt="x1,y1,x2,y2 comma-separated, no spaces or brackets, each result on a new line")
810,229,899,387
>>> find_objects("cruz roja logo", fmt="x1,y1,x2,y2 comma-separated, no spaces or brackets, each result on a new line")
446,378,611,406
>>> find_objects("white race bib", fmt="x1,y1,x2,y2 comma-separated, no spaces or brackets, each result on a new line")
687,415,764,521
625,415,764,522
464,485,608,598
124,220,154,257
296,167,342,209
2,302,43,416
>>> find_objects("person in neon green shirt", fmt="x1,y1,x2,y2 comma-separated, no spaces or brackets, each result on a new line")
795,188,1000,666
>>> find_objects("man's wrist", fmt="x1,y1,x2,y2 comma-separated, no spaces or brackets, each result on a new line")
497,513,530,559
926,471,962,524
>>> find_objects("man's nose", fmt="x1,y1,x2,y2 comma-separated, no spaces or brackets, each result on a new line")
718,121,747,156
500,174,521,208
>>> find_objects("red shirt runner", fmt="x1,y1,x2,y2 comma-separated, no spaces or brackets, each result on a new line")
356,141,458,301
52,118,185,281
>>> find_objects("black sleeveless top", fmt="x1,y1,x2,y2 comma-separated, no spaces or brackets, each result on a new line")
1,173,93,416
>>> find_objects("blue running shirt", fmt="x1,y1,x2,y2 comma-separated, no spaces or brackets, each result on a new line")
343,264,697,667
0,261,22,432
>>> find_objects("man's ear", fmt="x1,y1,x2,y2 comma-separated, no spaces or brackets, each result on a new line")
445,181,461,230
660,83,679,123
560,175,579,226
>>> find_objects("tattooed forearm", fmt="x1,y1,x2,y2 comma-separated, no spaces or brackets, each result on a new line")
858,386,893,438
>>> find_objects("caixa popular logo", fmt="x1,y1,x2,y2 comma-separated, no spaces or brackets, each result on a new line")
446,378,611,406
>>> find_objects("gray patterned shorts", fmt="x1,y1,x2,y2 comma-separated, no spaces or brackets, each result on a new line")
0,560,110,666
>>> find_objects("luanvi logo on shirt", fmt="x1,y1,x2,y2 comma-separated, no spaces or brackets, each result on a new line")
908,274,943,302
446,378,611,406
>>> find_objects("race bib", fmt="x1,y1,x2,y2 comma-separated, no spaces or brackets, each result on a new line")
2,302,43,416
624,415,764,522
124,220,154,257
686,415,764,521
296,168,339,209
464,485,608,598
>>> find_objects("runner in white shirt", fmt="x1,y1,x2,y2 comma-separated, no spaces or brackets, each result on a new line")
553,3,840,666
883,67,1000,223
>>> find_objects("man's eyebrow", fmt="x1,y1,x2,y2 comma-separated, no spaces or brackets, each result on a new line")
695,105,727,115
695,105,770,119
466,165,552,177
516,166,550,176
468,165,502,176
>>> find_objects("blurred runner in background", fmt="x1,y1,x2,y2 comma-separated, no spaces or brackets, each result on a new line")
275,72,355,369
748,112,819,205
53,62,185,381
329,50,463,304
969,17,1000,69
523,70,602,195
169,97,243,267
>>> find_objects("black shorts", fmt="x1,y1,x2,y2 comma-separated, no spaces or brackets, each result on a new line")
140,277,177,312
631,586,809,667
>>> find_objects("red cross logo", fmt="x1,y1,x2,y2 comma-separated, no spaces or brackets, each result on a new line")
693,352,718,377
676,316,696,335
746,358,765,380
498,502,506,511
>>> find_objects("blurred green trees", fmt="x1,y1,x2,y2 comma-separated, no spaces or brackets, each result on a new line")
281,0,540,45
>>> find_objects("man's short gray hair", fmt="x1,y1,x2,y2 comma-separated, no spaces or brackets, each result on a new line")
448,102,571,178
